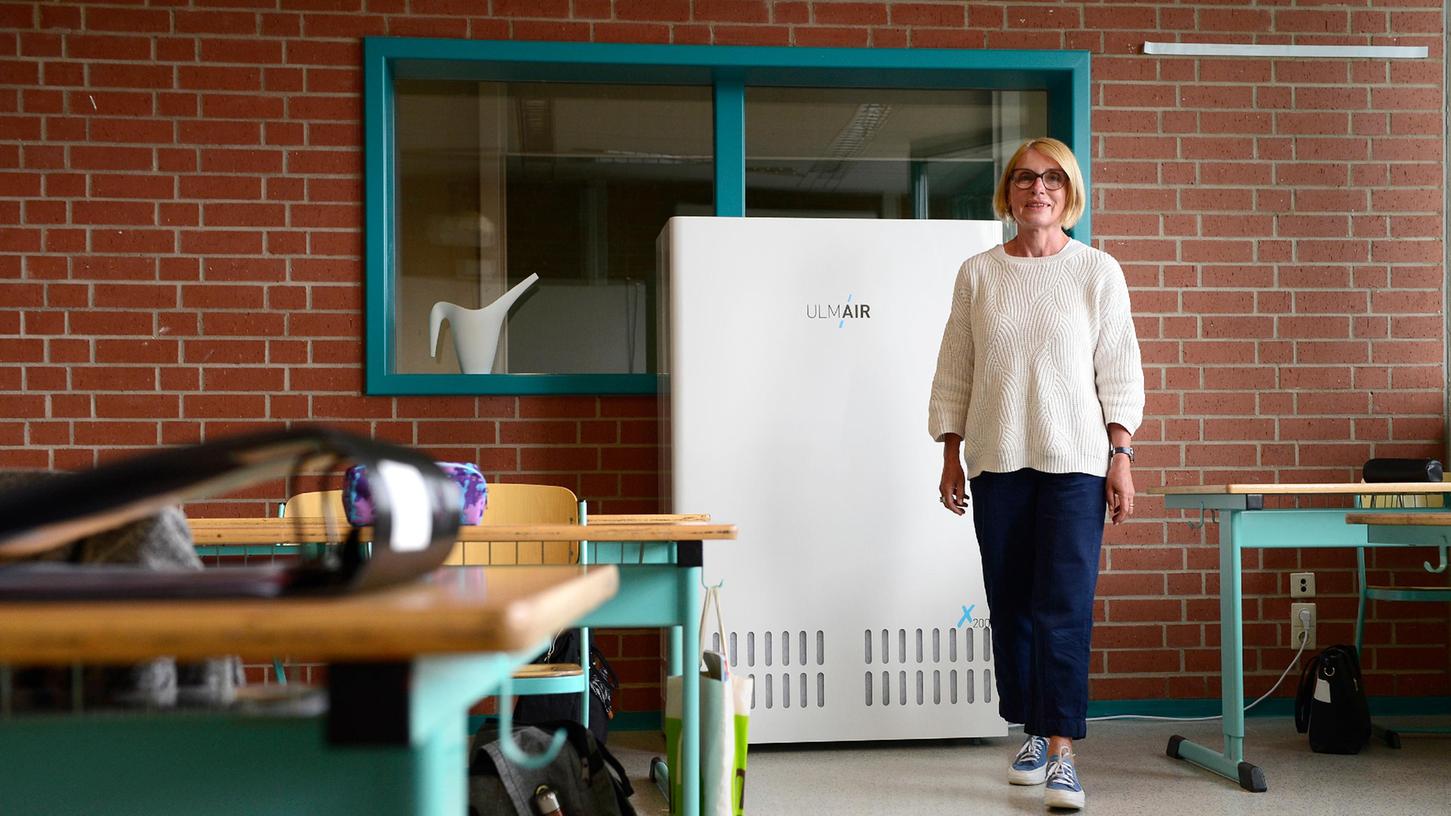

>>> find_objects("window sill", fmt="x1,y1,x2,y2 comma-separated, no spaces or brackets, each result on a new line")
365,372,658,396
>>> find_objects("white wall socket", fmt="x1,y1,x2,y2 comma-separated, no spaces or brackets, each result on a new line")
1290,602,1317,650
1290,572,1316,598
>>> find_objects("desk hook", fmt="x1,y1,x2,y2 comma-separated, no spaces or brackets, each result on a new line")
1424,543,1449,575
495,676,568,770
1186,504,1209,531
702,577,725,590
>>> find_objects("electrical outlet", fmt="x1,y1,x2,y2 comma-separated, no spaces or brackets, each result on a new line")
1290,602,1316,651
1290,572,1316,598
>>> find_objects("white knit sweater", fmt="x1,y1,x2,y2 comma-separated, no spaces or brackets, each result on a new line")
928,239,1145,478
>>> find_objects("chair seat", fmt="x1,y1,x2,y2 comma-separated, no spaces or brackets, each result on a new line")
513,662,582,679
1366,585,1451,601
230,683,327,716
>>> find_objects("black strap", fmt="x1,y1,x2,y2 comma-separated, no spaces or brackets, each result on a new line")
595,739,635,799
1294,655,1316,733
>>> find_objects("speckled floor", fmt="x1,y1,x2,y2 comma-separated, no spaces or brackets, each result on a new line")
610,716,1451,815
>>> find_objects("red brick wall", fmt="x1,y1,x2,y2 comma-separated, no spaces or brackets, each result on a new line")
0,1,1446,711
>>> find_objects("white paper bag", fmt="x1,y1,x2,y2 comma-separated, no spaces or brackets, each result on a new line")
664,586,753,815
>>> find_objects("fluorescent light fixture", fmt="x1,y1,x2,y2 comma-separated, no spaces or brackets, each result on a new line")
1144,42,1428,59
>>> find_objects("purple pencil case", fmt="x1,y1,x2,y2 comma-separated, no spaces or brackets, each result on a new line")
342,461,487,526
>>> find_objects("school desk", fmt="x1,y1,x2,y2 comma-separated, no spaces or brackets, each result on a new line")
0,564,617,815
187,516,738,816
1149,482,1450,792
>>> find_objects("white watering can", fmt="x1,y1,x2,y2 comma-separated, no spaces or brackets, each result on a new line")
429,273,540,374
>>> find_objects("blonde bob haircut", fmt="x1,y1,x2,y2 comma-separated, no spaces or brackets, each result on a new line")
992,137,1086,230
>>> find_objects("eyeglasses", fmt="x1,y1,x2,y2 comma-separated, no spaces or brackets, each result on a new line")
1009,169,1068,190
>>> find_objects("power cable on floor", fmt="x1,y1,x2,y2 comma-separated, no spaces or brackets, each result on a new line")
1006,616,1314,726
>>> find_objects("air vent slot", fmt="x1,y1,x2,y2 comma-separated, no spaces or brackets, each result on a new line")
724,629,825,710
862,624,992,707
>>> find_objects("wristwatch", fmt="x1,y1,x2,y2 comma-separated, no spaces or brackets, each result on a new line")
1110,445,1135,464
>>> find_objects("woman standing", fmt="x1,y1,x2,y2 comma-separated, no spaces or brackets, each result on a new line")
928,137,1144,811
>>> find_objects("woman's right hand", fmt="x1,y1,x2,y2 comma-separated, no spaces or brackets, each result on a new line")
939,456,969,516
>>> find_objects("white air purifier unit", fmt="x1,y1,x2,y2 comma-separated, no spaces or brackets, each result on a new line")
659,216,1007,743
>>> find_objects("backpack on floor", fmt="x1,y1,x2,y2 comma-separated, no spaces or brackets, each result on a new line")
512,628,621,746
1295,644,1371,754
468,718,636,816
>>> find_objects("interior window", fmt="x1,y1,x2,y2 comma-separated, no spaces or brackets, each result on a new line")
394,80,713,376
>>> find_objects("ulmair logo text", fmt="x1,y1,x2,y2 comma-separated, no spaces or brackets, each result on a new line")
806,294,871,328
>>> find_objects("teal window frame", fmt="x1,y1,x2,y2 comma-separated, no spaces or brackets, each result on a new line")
364,38,1090,396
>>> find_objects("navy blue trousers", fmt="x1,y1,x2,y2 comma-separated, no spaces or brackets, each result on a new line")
969,468,1106,740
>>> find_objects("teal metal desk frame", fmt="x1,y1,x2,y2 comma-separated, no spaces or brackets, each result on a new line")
0,646,544,815
1158,491,1445,792
582,538,705,816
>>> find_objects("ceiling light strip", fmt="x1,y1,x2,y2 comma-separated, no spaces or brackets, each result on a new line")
1143,42,1428,59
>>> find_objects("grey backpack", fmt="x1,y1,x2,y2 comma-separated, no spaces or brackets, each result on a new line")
469,719,635,816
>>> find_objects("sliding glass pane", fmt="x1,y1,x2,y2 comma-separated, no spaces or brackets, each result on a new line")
393,80,712,376
744,88,1047,221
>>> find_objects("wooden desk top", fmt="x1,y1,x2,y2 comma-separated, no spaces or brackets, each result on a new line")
1346,512,1451,527
186,518,737,545
589,513,711,525
0,565,618,664
1150,483,1451,496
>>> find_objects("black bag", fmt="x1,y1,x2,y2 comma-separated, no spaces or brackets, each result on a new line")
1295,644,1372,754
513,628,621,746
468,718,636,816
1362,457,1443,483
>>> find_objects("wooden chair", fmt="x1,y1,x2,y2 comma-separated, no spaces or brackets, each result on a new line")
263,489,348,686
278,484,592,723
192,492,342,687
467,484,591,726
1354,474,1451,747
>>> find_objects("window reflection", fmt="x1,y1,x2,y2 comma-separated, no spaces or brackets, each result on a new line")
745,88,1046,221
394,80,712,375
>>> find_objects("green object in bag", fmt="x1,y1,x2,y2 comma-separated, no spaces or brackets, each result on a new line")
664,586,753,816
729,676,751,813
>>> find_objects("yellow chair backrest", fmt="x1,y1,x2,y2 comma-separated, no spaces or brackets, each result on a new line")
449,482,580,567
282,490,345,519
1361,472,1451,509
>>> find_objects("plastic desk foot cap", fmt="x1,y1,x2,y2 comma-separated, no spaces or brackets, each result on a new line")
650,756,671,806
1372,723,1402,749
1236,761,1267,793
1166,735,1185,759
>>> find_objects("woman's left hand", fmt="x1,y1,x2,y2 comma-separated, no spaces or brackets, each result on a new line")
1106,456,1135,524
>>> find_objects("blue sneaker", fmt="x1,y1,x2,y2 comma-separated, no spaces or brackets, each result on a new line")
1007,735,1049,785
1043,749,1084,810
